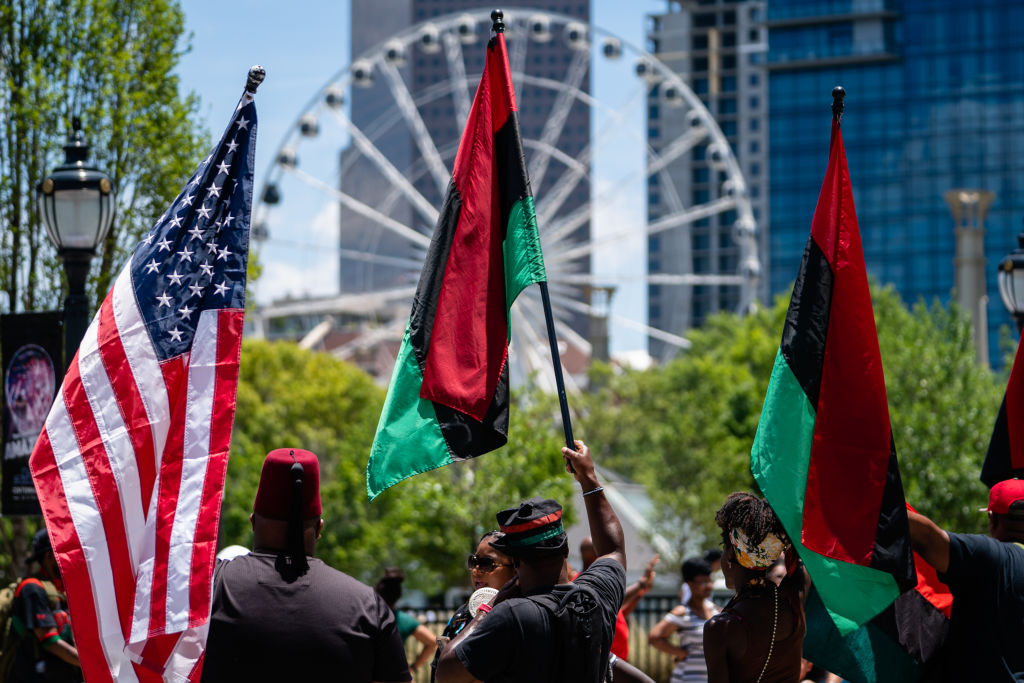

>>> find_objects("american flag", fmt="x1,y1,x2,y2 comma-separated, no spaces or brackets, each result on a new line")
29,88,257,682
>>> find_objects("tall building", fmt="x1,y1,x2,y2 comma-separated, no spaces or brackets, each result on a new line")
645,0,768,361
766,0,1024,362
342,1,591,298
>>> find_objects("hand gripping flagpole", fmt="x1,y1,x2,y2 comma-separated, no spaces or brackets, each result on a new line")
491,10,577,463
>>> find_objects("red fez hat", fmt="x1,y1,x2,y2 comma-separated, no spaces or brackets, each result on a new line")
253,448,322,520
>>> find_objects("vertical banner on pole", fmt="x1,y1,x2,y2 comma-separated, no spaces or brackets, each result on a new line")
2,311,62,515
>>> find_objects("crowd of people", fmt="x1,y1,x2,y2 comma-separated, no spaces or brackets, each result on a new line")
7,442,1024,682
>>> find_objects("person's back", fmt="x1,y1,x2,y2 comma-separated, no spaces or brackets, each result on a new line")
436,441,627,683
201,448,410,683
457,557,624,683
936,532,1024,681
203,553,403,680
909,479,1024,682
713,570,804,683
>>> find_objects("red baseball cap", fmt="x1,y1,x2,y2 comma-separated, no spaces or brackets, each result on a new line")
253,448,322,521
981,479,1024,515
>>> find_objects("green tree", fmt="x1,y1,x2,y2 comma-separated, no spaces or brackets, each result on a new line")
579,286,1002,554
0,0,205,578
0,0,206,313
225,340,575,595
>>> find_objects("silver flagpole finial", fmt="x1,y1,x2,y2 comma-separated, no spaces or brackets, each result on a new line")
246,65,266,94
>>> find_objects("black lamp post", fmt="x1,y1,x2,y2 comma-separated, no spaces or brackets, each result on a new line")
37,118,115,369
997,220,1024,334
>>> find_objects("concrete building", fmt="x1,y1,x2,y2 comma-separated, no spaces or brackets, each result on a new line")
645,0,768,360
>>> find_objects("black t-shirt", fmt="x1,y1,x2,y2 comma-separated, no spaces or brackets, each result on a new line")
937,533,1024,682
201,552,411,682
10,578,80,683
454,557,625,683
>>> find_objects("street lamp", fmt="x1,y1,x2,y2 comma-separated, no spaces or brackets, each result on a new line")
998,221,1024,334
37,118,115,368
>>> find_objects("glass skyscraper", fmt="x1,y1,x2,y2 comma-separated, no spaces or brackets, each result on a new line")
767,0,1024,361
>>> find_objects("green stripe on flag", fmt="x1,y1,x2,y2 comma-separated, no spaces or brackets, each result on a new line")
752,350,901,635
367,326,452,500
504,196,547,313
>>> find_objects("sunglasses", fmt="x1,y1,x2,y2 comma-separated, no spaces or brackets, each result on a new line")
467,554,513,572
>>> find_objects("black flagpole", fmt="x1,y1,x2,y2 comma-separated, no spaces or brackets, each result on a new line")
491,9,576,459
538,281,576,455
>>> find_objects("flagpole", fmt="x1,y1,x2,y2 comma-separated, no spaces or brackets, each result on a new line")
832,86,845,122
538,281,576,453
490,9,575,457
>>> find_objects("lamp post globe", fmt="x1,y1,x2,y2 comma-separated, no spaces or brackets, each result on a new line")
997,220,1024,335
37,118,115,369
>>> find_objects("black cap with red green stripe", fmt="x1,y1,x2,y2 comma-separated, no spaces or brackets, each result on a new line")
489,497,567,557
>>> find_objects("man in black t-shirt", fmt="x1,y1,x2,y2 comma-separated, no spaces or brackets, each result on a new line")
436,441,627,683
908,478,1024,681
9,530,80,683
202,448,410,683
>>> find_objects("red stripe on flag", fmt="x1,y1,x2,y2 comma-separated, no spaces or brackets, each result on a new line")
1005,337,1024,470
802,121,892,566
61,362,137,638
188,310,244,626
419,33,511,421
487,33,516,130
31,429,116,683
135,633,183,681
96,296,157,515
148,357,188,636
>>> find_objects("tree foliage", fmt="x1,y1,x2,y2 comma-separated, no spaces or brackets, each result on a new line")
578,285,1003,554
225,340,575,595
0,0,206,314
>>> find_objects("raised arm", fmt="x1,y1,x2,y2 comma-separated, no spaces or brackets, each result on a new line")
562,441,626,570
907,510,950,574
622,554,659,616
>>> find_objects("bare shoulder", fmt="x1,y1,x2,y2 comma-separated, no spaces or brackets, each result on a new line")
668,604,689,617
704,610,744,640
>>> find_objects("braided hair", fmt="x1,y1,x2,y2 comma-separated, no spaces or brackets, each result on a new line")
715,492,788,556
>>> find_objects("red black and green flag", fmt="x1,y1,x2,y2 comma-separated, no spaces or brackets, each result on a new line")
981,334,1024,486
366,30,546,501
750,117,916,636
803,504,951,682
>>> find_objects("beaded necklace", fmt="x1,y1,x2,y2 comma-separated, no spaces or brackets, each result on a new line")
727,578,779,683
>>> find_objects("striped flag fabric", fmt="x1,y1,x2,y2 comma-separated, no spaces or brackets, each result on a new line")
751,116,916,637
366,27,547,500
29,89,257,681
803,504,951,682
981,333,1024,486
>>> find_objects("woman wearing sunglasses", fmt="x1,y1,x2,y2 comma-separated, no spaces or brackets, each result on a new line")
430,531,515,682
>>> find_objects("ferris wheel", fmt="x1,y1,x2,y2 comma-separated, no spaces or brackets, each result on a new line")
250,8,759,390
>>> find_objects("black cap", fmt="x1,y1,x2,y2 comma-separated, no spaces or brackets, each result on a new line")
27,529,52,564
489,497,567,557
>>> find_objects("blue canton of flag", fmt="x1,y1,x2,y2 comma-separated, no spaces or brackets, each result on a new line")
135,99,254,359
